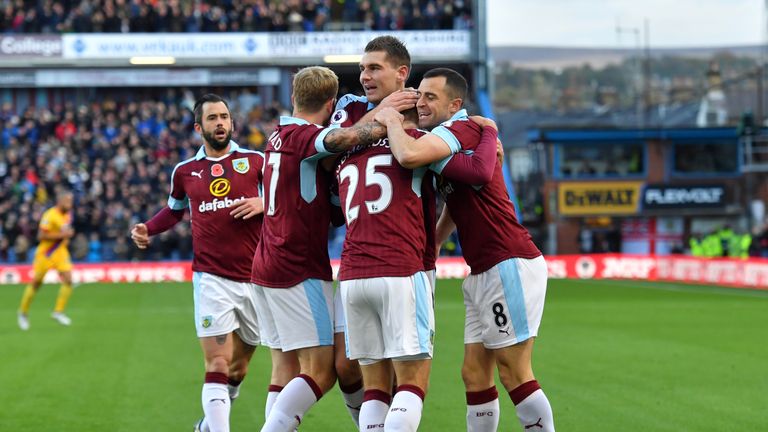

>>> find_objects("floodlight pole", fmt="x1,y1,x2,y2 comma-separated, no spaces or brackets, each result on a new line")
474,0,491,115
616,19,651,127
616,21,642,126
643,18,651,128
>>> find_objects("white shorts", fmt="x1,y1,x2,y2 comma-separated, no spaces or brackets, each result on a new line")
463,256,547,349
193,272,260,346
425,269,436,294
334,286,346,334
336,272,433,335
340,272,434,364
253,279,334,352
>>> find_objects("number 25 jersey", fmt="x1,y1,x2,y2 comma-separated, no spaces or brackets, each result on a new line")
335,129,427,281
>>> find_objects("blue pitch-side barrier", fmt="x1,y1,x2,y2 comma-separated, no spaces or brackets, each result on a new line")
477,89,522,222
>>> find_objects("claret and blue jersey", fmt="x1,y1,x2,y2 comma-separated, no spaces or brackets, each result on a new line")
167,141,264,282
250,116,339,288
428,110,542,273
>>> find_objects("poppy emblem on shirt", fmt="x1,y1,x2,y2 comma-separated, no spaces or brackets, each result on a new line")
232,157,250,174
211,163,224,177
331,109,348,125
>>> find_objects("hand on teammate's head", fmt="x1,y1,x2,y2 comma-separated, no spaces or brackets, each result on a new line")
379,89,420,112
374,107,404,126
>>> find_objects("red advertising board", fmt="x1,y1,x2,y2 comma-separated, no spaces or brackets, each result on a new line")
543,254,768,289
2,255,767,289
0,262,192,285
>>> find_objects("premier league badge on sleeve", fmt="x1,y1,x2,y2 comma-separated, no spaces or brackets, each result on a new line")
331,109,348,125
232,157,250,174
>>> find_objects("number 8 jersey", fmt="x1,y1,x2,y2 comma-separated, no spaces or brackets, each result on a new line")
335,129,427,281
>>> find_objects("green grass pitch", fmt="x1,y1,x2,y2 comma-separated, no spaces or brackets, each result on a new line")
1,278,766,431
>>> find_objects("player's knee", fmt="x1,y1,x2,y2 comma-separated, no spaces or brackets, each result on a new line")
461,362,491,388
310,367,337,393
272,359,300,385
496,362,533,391
335,355,361,384
228,358,248,380
206,355,231,374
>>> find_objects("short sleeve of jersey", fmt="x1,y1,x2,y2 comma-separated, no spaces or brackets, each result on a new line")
168,162,189,210
332,94,369,127
428,122,466,174
313,125,341,155
39,209,58,232
252,151,265,181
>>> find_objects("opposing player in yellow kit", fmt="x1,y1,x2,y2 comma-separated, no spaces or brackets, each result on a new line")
17,190,76,330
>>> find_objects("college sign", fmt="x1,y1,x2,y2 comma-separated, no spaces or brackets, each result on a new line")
0,35,62,57
642,184,726,210
558,182,643,216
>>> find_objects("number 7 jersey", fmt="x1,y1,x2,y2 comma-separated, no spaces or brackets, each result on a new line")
251,116,338,288
335,130,427,281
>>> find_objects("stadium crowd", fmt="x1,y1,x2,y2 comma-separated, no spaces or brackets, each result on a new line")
0,88,288,264
2,87,768,263
0,0,472,34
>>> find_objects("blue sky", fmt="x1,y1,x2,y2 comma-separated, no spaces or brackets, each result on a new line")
487,0,764,47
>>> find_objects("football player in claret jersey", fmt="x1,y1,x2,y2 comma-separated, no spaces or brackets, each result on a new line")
330,36,502,431
17,190,76,330
329,35,420,429
130,94,274,432
377,68,555,431
336,105,438,431
251,66,389,432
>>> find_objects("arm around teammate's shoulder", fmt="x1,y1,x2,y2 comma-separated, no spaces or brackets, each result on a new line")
322,121,388,153
440,126,498,185
375,107,453,169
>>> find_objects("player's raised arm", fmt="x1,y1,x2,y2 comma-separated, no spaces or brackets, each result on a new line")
440,122,499,185
375,107,453,168
322,120,389,153
469,115,505,165
353,89,420,125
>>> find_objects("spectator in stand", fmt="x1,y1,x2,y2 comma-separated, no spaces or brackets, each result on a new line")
0,0,471,34
0,89,286,264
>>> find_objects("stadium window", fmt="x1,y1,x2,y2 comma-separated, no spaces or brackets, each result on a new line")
671,141,739,176
555,142,645,178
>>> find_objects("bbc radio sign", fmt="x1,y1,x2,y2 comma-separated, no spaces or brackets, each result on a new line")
642,184,726,210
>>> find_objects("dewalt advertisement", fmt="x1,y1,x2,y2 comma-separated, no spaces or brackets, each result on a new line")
558,182,643,216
